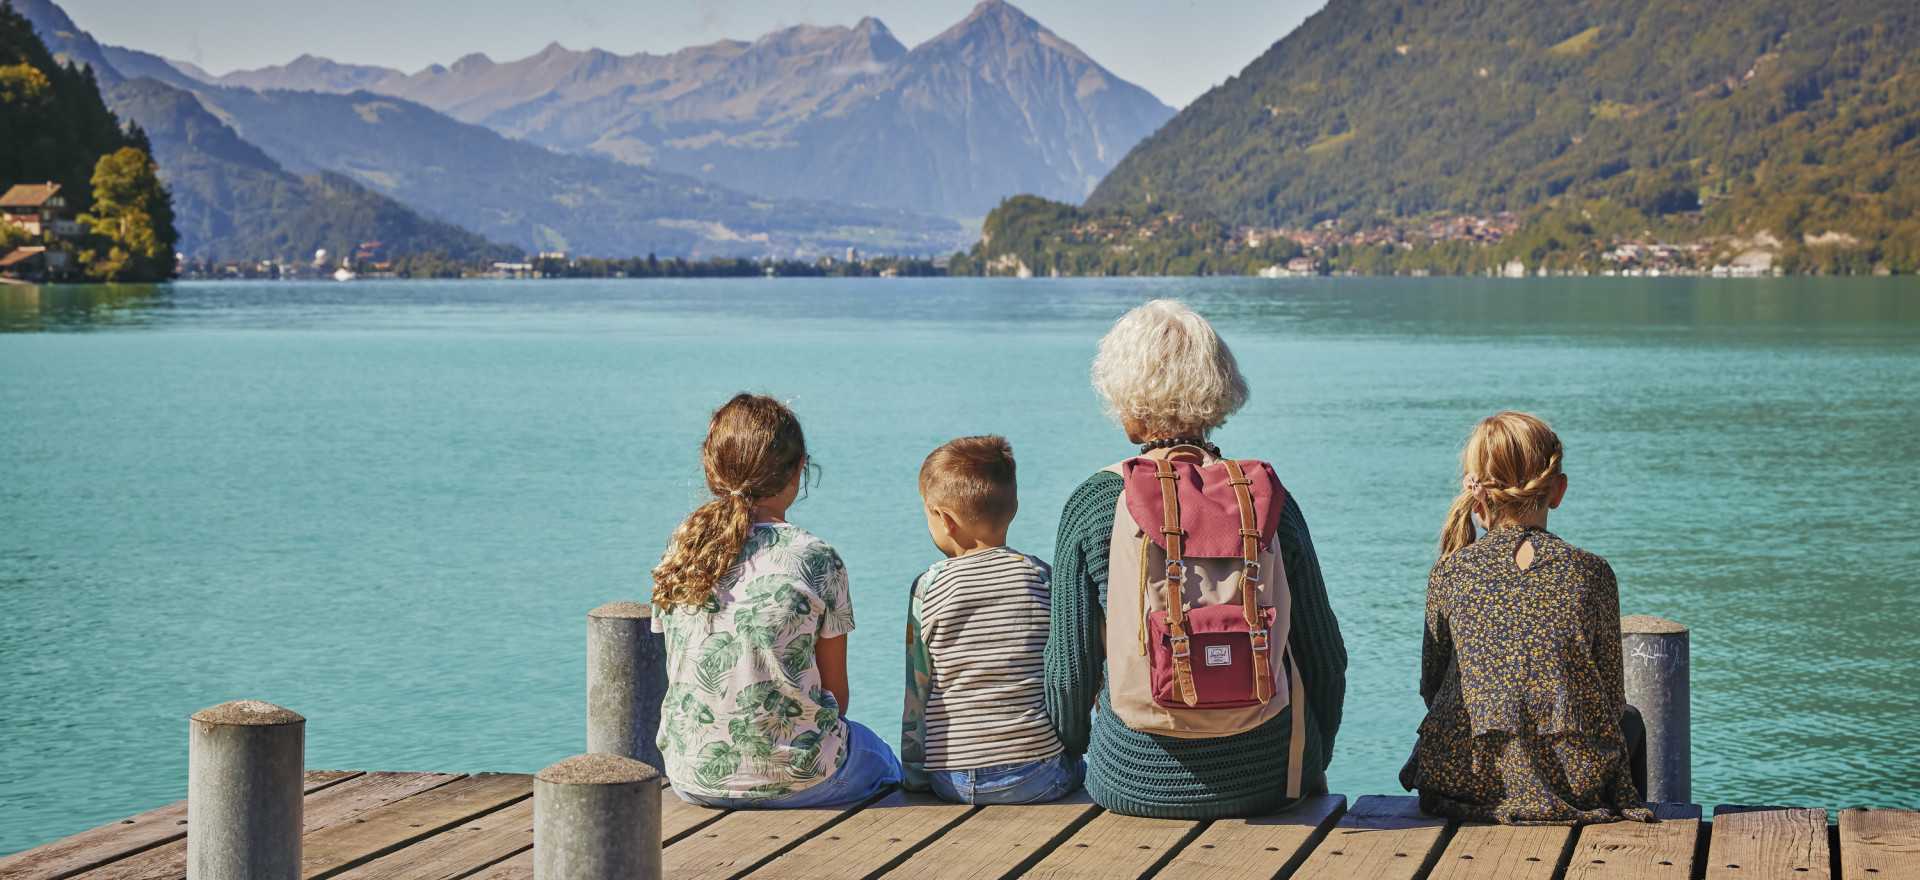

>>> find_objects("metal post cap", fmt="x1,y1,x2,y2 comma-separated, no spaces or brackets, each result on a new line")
190,700,305,726
537,753,659,786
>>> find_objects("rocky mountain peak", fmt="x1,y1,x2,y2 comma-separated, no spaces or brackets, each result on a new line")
448,52,492,73
922,0,1095,69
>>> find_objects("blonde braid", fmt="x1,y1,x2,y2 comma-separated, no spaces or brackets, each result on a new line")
1440,413,1564,556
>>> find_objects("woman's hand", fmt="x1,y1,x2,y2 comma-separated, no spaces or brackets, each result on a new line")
816,633,850,715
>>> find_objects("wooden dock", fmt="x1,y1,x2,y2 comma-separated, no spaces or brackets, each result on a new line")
3,770,1914,880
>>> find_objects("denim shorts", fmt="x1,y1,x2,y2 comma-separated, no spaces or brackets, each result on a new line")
672,719,903,809
928,752,1084,805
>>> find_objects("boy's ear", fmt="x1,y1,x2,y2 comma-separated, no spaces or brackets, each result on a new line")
934,507,964,537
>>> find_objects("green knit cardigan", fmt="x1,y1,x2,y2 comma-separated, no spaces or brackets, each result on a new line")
1044,470,1348,819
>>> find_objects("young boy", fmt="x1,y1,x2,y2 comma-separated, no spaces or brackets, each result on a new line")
901,436,1081,804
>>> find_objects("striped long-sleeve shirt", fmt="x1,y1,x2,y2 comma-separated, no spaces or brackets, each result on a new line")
902,547,1063,775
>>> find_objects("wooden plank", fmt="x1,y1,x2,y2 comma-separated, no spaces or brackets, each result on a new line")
1567,803,1703,880
460,850,530,880
1151,794,1346,880
299,773,533,879
1428,823,1573,880
739,791,974,880
1292,795,1451,880
1840,808,1920,880
68,772,467,880
1708,806,1830,880
878,792,1099,880
0,771,366,880
304,770,365,793
661,789,729,844
1022,809,1200,880
459,784,738,880
662,795,879,880
329,799,532,880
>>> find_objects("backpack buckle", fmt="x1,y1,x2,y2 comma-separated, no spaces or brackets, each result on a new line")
1243,560,1261,583
1169,635,1191,659
1248,629,1270,651
1165,559,1186,583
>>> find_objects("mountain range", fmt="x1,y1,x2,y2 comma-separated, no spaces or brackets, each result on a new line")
171,1,1174,217
1089,0,1920,260
12,0,1174,261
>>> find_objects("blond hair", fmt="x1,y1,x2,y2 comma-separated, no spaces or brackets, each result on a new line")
1091,300,1249,437
1440,411,1565,556
651,394,808,609
919,435,1019,525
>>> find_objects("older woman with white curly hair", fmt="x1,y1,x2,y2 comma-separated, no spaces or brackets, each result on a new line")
1043,299,1348,818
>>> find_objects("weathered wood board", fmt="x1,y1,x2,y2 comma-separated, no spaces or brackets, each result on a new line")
1291,794,1451,880
1020,809,1200,880
661,796,876,880
1153,794,1346,880
298,773,532,879
1428,822,1573,880
327,799,533,880
877,792,1099,880
740,791,974,880
67,772,464,880
1840,807,1920,880
1708,805,1830,880
0,770,362,880
1566,802,1703,880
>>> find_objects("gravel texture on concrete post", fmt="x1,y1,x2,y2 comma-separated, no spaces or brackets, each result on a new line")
534,753,661,880
587,601,667,770
187,700,305,880
1621,615,1690,803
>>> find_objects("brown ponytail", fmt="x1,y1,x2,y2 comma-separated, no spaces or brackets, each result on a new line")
1439,411,1565,557
651,394,809,609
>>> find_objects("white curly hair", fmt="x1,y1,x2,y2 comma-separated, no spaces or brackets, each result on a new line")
1091,300,1249,437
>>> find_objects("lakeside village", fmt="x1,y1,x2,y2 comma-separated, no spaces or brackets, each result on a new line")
0,181,1873,283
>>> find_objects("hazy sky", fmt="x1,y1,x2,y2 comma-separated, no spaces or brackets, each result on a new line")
55,0,1328,108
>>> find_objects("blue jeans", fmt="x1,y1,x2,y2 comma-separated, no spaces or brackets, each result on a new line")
928,753,1084,805
672,719,902,809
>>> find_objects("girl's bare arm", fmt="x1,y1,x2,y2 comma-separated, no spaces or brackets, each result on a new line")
817,633,850,715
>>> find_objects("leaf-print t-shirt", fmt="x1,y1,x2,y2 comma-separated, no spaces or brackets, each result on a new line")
652,523,856,798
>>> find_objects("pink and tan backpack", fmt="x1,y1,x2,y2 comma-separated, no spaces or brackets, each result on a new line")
1102,448,1308,798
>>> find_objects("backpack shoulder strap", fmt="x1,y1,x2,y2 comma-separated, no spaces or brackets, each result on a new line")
1153,457,1199,707
1223,459,1276,705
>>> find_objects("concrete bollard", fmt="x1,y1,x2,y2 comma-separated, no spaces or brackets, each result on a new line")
187,700,305,880
1621,615,1691,804
534,753,661,880
586,601,667,770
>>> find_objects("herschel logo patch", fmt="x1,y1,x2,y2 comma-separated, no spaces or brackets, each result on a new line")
1205,644,1232,666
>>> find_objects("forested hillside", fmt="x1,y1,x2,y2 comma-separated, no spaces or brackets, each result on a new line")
1,0,174,280
1090,0,1920,261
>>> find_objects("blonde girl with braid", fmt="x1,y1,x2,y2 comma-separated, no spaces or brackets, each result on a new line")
1400,412,1654,825
651,393,901,808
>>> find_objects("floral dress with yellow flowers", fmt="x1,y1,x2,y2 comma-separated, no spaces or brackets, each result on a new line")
1400,525,1653,825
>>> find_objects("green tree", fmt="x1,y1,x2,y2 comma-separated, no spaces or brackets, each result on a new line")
82,146,177,282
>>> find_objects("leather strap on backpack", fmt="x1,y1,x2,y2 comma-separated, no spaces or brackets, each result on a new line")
1153,457,1199,707
1285,643,1307,798
1223,459,1276,704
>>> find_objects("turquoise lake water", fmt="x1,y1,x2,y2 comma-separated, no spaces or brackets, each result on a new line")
1,277,1916,853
